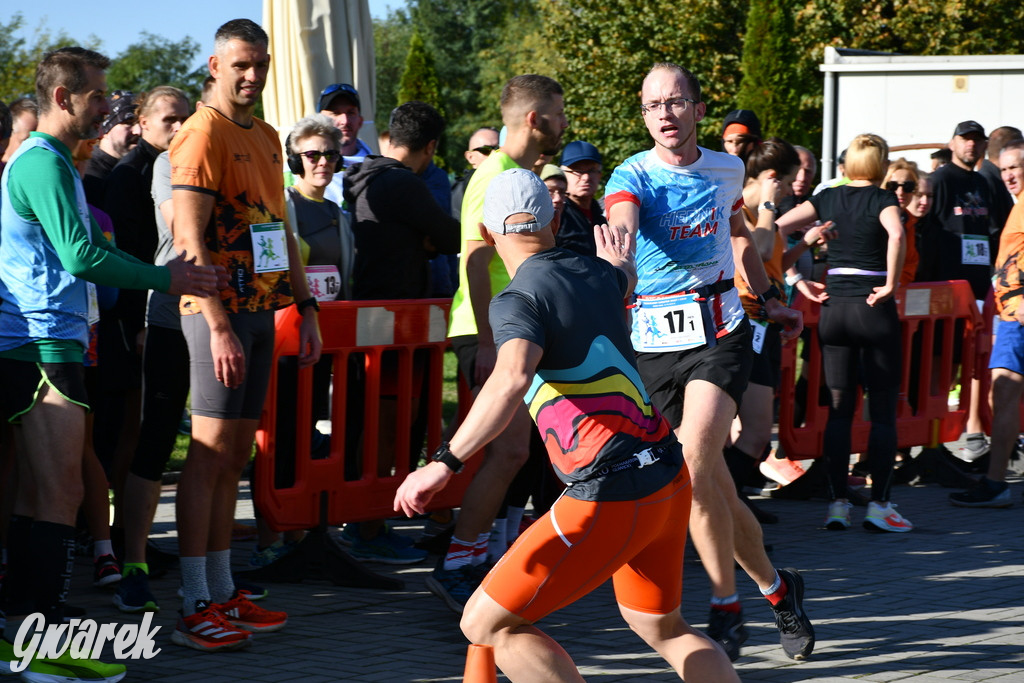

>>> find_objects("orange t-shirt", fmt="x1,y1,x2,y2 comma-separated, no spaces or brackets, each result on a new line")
993,201,1024,321
170,106,292,314
736,205,784,321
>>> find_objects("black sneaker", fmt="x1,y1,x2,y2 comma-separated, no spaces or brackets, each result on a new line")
770,568,815,660
705,606,748,662
114,567,159,613
92,554,122,587
949,477,1011,508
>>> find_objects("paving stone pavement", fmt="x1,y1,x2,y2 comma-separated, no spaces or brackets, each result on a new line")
64,464,1023,682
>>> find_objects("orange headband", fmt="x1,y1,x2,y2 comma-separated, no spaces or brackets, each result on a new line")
723,123,751,137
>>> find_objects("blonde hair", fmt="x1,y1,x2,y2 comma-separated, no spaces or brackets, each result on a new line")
844,134,889,183
882,157,919,186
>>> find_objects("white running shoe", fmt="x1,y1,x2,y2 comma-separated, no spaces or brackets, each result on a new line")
825,500,852,530
863,501,913,533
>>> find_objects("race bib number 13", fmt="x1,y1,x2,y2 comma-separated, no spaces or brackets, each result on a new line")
305,265,341,302
632,292,706,352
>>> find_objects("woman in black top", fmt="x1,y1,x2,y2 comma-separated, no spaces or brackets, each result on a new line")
776,134,909,533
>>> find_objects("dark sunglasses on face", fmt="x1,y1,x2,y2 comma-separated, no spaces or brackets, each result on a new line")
299,150,340,163
886,180,916,193
472,145,497,155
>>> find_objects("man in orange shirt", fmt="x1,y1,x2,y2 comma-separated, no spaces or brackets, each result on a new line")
170,18,321,651
951,140,1024,508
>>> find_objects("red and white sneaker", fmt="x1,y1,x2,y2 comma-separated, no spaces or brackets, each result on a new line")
217,590,288,632
171,601,252,651
863,501,913,533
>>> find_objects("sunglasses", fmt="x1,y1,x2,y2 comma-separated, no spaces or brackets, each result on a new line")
298,150,340,162
886,181,916,193
472,145,497,155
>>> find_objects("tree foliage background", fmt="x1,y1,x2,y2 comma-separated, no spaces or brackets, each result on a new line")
5,2,1023,180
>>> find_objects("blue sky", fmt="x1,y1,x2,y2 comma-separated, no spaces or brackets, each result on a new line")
11,0,404,67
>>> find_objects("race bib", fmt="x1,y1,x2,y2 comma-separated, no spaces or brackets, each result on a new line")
306,265,341,302
87,282,100,326
250,222,290,273
632,292,706,352
750,319,768,354
961,234,990,266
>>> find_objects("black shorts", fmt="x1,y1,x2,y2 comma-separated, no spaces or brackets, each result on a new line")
0,359,89,424
748,321,782,389
450,334,478,388
182,310,276,420
635,320,753,429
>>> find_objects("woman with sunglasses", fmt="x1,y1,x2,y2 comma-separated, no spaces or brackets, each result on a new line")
882,159,922,286
776,134,910,534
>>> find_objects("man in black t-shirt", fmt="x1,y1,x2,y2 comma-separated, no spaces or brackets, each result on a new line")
394,169,739,682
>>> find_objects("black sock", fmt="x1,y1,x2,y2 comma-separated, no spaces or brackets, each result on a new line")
30,521,76,625
0,515,33,617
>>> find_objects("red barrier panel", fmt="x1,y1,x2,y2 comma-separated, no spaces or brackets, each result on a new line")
777,281,984,460
254,299,479,532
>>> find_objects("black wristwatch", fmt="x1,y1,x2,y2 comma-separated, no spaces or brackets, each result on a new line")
297,297,320,313
430,441,464,474
756,284,782,305
761,201,777,214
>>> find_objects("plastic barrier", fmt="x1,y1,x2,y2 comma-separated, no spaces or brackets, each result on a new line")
254,299,478,533
777,281,984,460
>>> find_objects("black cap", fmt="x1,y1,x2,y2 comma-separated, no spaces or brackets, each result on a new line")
722,109,762,139
101,90,136,134
953,120,987,139
318,83,360,113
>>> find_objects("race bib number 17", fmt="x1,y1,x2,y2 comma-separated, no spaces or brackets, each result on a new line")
632,292,706,352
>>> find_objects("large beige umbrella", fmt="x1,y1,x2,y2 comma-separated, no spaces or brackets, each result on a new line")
262,0,377,150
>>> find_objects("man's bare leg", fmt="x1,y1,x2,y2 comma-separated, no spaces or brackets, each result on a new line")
122,474,162,565
619,604,740,682
987,368,1023,482
461,589,583,682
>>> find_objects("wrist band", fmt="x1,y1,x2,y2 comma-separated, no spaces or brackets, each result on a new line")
297,297,320,313
785,273,805,286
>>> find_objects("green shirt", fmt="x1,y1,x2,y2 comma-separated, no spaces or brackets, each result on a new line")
447,151,521,338
1,132,170,362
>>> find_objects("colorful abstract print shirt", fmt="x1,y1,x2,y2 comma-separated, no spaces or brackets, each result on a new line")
490,249,679,502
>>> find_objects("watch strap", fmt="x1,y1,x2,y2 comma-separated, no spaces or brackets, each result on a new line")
431,441,463,474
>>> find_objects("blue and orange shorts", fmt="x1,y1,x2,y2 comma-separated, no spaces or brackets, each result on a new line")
481,462,692,622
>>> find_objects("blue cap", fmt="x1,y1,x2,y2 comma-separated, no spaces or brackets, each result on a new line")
318,83,360,112
560,140,601,168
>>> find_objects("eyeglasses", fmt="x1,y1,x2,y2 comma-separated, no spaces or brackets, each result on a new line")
472,145,497,155
298,150,340,163
640,97,698,116
885,181,916,193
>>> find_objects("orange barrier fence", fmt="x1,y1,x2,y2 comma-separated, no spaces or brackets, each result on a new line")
254,299,477,532
777,281,984,460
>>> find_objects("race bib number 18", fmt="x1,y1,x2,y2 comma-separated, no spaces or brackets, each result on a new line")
632,292,706,352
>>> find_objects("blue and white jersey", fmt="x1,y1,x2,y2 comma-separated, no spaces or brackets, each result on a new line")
606,146,747,342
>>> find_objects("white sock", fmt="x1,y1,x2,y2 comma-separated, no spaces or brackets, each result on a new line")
206,549,235,604
93,539,114,560
180,556,209,615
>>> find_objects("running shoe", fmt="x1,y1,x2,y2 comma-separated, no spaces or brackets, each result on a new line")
863,500,913,532
824,500,852,530
705,606,748,662
350,526,427,565
426,563,479,614
216,591,287,633
248,540,297,568
21,649,127,683
171,601,252,652
760,455,807,487
770,568,815,660
417,509,456,542
93,554,122,588
950,478,1012,508
113,567,159,613
233,575,269,601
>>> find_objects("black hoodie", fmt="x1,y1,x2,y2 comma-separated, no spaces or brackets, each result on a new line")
345,155,460,299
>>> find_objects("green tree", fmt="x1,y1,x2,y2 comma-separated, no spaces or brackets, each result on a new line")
0,13,99,102
397,32,445,116
736,0,805,146
106,33,206,103
538,0,749,171
373,5,414,128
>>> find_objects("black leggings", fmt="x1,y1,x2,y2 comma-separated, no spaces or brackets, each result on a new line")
818,297,901,502
130,325,190,481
